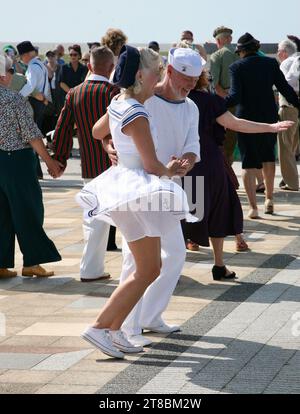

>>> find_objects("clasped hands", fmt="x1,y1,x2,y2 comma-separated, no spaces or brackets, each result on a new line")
46,158,65,179
106,140,191,177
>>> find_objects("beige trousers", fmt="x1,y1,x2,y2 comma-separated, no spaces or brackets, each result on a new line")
278,106,299,190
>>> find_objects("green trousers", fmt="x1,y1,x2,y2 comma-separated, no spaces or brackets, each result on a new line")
223,107,237,165
0,148,61,268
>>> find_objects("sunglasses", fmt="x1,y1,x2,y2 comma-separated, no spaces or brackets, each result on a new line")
7,68,15,75
69,53,79,57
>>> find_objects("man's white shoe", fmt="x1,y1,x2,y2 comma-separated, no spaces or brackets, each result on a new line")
110,330,144,353
128,334,153,347
143,322,181,334
81,327,125,359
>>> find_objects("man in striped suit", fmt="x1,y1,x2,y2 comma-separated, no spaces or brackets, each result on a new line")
52,46,119,282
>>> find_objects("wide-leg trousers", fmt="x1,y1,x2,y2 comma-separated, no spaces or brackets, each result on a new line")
278,106,299,190
0,148,61,268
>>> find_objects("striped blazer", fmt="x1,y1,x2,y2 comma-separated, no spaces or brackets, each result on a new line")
53,80,119,178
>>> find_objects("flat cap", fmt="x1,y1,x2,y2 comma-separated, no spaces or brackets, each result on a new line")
213,26,233,39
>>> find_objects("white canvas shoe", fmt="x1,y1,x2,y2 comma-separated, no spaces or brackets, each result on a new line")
81,327,125,359
143,322,181,334
128,334,153,347
110,330,144,353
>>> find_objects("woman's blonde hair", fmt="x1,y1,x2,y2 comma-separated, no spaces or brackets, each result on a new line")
176,40,193,49
126,47,160,95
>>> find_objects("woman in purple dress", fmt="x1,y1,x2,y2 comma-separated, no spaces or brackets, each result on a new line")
182,71,294,281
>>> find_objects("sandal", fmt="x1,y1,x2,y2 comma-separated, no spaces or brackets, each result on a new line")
212,266,237,281
264,199,274,215
235,237,249,252
256,183,265,194
186,240,200,251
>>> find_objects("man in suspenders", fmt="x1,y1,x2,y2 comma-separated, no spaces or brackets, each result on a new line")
17,41,52,178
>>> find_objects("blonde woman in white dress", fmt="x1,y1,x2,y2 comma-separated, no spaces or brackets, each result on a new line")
76,46,194,359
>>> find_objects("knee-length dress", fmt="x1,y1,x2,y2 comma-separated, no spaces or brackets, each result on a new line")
76,97,197,243
182,90,243,246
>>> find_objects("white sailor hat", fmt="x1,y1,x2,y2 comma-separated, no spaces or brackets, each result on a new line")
168,47,206,77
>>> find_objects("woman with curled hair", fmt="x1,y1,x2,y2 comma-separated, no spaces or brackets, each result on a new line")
101,28,127,63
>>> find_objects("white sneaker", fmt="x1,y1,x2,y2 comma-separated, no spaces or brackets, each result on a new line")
143,322,181,334
128,334,153,347
81,327,125,359
110,330,144,353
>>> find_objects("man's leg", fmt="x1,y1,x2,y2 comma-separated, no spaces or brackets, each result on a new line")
223,107,237,165
224,128,237,166
107,226,118,250
139,223,186,329
278,107,299,190
80,178,110,280
121,223,186,335
80,216,110,279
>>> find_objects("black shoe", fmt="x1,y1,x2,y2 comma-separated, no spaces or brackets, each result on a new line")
279,180,286,188
212,266,237,281
106,244,118,251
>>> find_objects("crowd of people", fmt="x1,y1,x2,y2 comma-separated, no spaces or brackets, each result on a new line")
0,27,299,358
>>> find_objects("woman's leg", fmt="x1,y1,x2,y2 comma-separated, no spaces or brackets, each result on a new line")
262,162,276,201
235,233,249,252
210,237,224,267
210,237,235,277
256,170,264,187
93,236,161,331
0,187,16,269
242,168,257,210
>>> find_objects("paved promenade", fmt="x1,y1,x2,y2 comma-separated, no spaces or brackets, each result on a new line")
0,159,299,394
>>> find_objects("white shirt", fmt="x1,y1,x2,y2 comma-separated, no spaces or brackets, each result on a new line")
19,57,51,101
145,95,200,165
279,53,300,107
280,53,300,92
88,74,110,83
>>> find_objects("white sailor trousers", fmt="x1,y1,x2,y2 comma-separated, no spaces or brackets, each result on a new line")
120,223,186,336
80,179,110,278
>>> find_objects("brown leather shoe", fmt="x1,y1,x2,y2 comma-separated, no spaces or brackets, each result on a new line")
81,273,111,283
0,268,18,278
22,265,55,278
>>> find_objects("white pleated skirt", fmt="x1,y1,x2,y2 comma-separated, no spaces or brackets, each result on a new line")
76,163,197,242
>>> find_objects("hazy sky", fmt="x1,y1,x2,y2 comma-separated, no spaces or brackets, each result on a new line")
2,0,299,44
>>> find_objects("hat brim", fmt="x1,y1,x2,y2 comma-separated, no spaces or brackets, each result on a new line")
235,37,260,53
168,47,206,77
